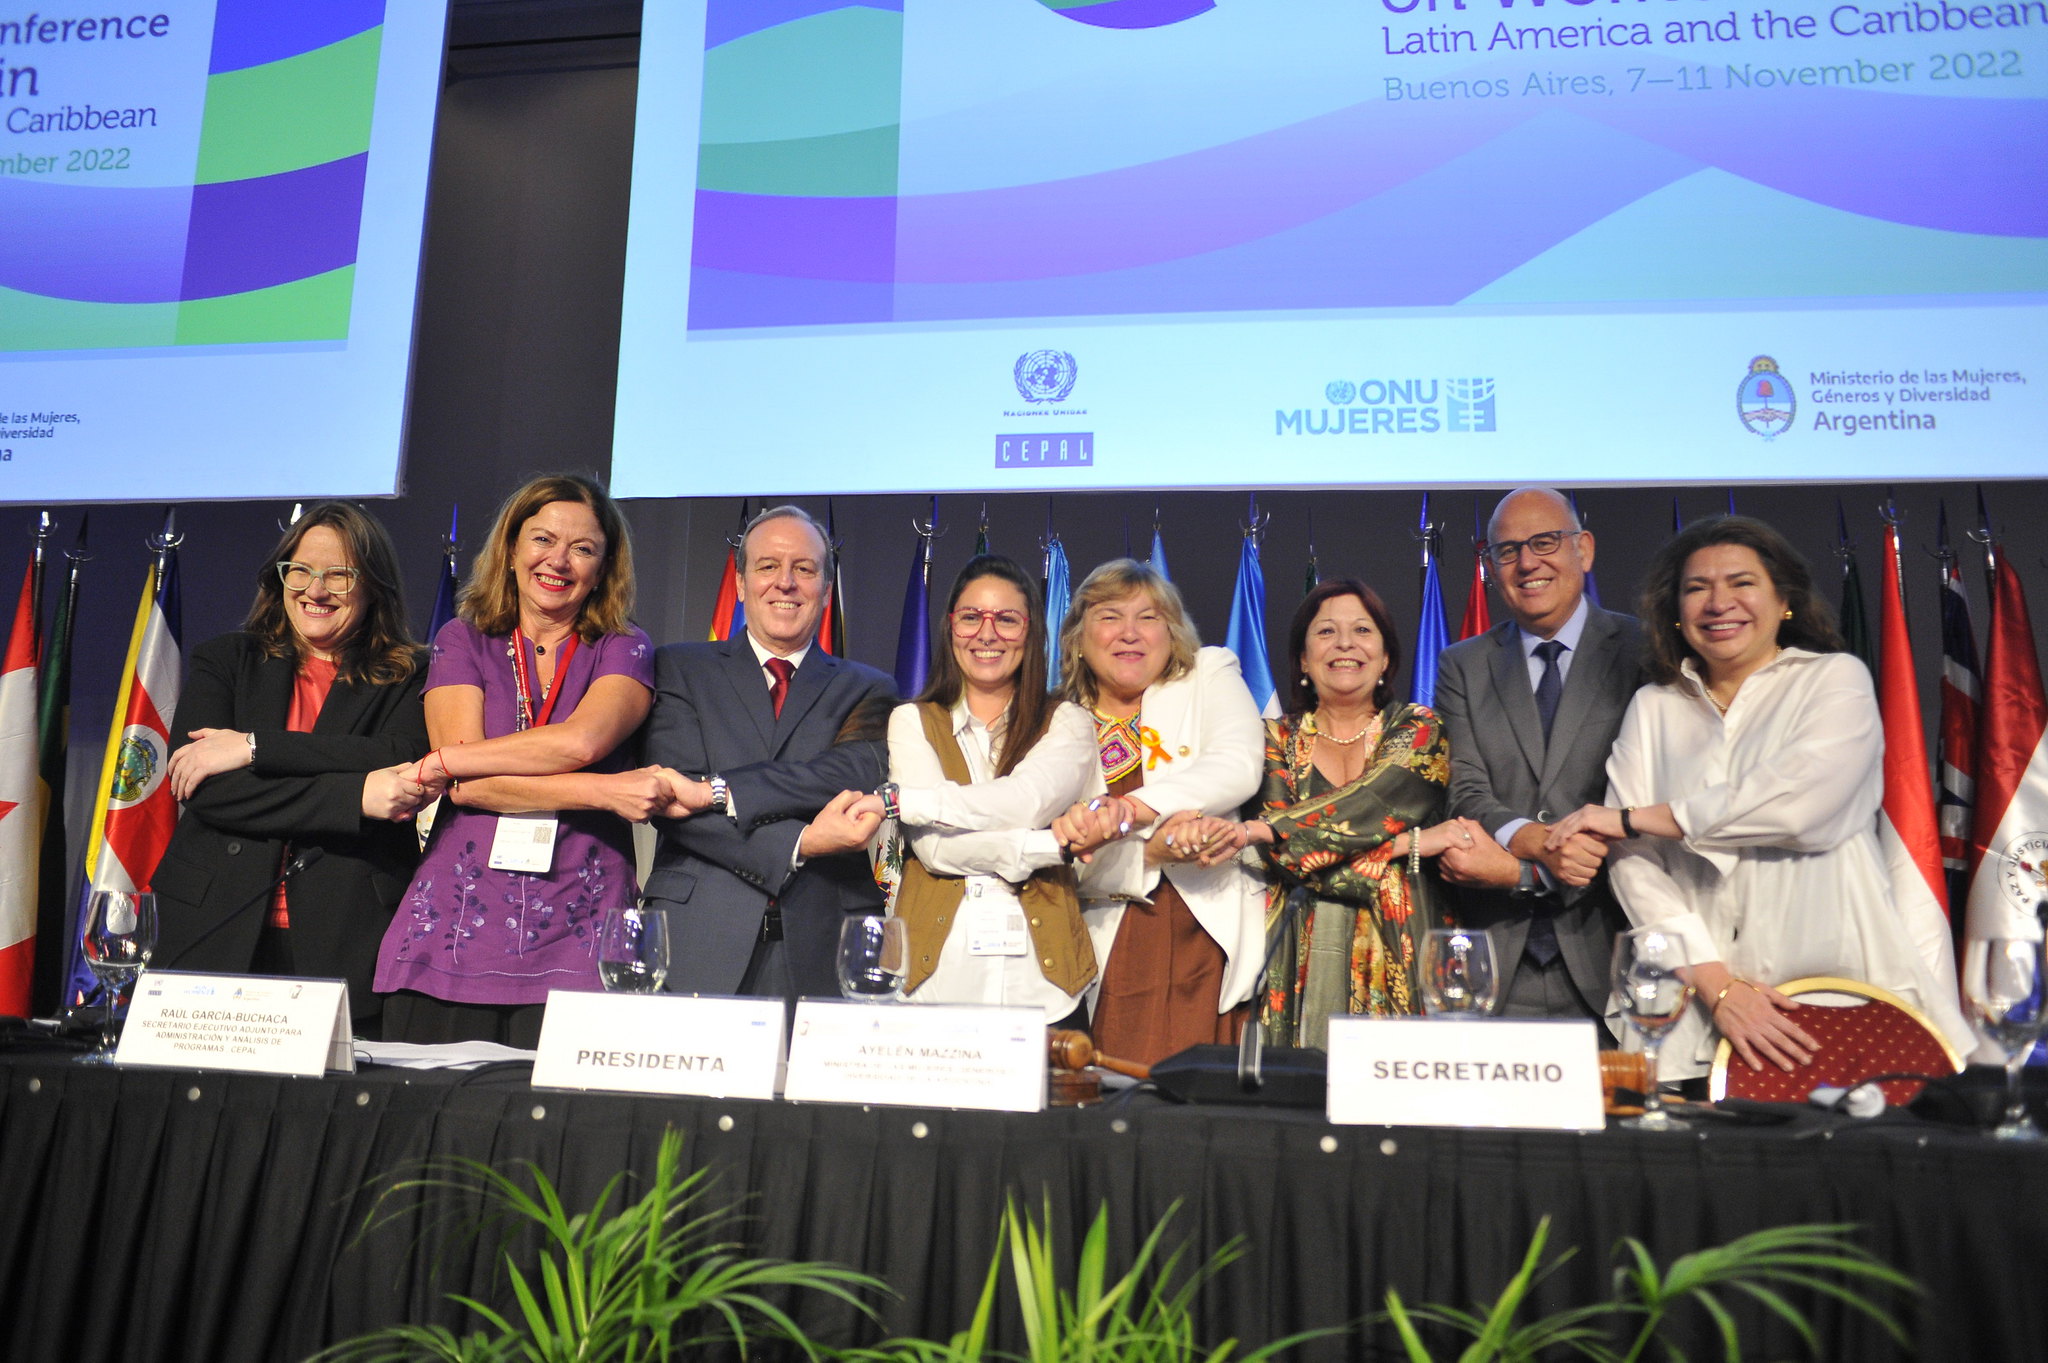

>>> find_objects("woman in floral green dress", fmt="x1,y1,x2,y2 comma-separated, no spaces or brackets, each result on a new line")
1187,578,1459,1048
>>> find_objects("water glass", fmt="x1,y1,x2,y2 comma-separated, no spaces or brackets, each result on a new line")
838,915,908,1003
1610,927,1692,1130
1420,928,1500,1017
1962,935,2046,1141
78,889,157,1065
598,905,670,994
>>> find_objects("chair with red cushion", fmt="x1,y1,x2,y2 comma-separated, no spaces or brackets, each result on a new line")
1708,976,1964,1106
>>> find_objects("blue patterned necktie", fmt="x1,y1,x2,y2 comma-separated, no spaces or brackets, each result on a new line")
1533,640,1566,742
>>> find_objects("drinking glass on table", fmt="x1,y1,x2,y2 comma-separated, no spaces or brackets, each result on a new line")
1610,927,1692,1131
1420,928,1500,1017
598,906,670,994
1962,935,2046,1142
838,915,907,1003
78,890,157,1065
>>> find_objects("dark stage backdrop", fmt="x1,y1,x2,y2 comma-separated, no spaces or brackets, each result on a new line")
2,0,2044,920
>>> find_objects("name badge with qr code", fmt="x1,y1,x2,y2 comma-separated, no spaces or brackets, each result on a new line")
965,887,1028,956
489,812,559,872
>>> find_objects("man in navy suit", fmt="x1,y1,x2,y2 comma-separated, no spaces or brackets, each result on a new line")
1434,488,1643,1028
643,506,897,1003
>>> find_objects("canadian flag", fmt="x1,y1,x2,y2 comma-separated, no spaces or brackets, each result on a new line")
0,558,42,1015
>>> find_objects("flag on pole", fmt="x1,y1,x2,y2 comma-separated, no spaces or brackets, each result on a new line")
1836,501,1876,671
1303,508,1320,595
1410,495,1449,706
1459,502,1491,641
893,498,936,697
33,517,84,1015
1935,502,1982,920
1226,497,1280,718
1148,507,1170,582
66,525,182,1005
0,554,43,1015
428,504,460,643
708,502,748,642
1043,532,1072,690
1964,544,2048,943
1876,516,1947,916
818,501,847,657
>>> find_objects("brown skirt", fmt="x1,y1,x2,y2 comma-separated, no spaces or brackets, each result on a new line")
1090,876,1247,1068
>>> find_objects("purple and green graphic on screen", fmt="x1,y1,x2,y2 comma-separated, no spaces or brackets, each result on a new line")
0,1,385,353
688,0,2046,334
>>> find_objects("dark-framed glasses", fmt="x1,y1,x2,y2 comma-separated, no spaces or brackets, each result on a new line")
1482,529,1582,567
950,608,1028,640
277,561,361,595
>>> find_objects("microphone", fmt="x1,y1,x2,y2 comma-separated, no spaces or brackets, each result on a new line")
1810,1082,1885,1119
1236,886,1312,1093
159,846,326,970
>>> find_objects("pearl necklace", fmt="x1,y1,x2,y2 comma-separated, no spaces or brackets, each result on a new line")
1306,709,1381,747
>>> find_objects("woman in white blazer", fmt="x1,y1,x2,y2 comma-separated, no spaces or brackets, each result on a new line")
1050,559,1267,1065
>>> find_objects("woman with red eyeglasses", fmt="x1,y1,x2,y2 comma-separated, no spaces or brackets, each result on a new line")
862,554,1100,1024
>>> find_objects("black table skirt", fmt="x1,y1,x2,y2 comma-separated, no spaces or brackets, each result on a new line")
1,1053,2041,1363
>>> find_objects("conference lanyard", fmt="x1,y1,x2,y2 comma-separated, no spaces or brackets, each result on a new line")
509,629,580,731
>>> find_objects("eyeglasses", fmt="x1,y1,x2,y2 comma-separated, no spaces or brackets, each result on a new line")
950,608,1028,640
278,561,361,596
1482,529,1583,567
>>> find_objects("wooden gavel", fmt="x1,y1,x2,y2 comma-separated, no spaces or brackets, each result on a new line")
1048,1029,1150,1080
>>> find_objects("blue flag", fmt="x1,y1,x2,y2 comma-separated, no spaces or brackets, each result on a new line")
1043,537,1072,690
1149,527,1170,581
893,529,932,698
1411,543,1449,707
1226,529,1279,718
428,504,459,642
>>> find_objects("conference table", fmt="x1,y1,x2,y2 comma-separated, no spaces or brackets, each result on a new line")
0,1046,2039,1363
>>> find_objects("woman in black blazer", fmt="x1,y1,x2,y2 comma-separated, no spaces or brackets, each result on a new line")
151,502,434,1037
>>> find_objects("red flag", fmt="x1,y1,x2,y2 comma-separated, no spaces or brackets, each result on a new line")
0,556,42,1015
1459,547,1491,640
707,547,741,642
1877,522,1947,915
1963,552,2048,942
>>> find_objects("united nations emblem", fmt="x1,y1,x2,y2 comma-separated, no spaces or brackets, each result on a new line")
1325,381,1356,406
108,724,167,810
1014,350,1078,404
1737,356,1795,438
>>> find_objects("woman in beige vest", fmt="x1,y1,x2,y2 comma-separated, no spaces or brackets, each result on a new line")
875,555,1100,1024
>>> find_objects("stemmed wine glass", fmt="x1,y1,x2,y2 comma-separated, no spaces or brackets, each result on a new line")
1420,928,1500,1017
1962,935,2046,1141
838,915,908,1003
598,906,670,994
78,890,157,1065
1610,926,1692,1130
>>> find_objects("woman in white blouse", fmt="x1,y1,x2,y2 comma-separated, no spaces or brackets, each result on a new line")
1549,516,1971,1080
872,555,1100,1024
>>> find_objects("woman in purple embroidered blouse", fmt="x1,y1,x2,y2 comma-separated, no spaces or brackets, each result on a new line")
373,474,663,1047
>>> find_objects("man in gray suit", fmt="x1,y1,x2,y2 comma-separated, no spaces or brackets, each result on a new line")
1435,487,1643,1027
643,506,897,1005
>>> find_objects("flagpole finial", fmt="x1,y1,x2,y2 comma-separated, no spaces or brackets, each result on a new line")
68,512,92,562
148,507,183,553
1877,489,1903,529
1239,493,1268,544
1967,483,1999,577
445,503,460,551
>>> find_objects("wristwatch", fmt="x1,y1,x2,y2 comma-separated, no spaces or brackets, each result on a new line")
707,774,730,815
875,782,901,821
245,732,258,757
1513,859,1540,897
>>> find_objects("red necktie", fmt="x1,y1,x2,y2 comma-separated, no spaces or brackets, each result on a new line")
766,656,794,717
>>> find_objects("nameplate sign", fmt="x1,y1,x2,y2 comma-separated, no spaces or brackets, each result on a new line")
531,992,785,1100
783,1000,1045,1113
119,971,354,1076
1325,1018,1605,1131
